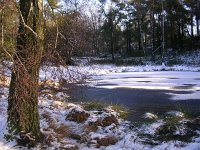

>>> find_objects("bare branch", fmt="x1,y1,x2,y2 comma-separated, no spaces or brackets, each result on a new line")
58,32,66,40
14,2,38,38
2,47,13,60
18,10,38,38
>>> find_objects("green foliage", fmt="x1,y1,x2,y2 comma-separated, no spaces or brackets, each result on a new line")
83,101,105,111
4,134,14,142
110,104,130,119
137,111,198,144
82,102,130,119
47,0,59,9
0,1,17,60
96,0,200,59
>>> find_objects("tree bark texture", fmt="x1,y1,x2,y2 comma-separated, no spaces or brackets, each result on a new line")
8,0,44,146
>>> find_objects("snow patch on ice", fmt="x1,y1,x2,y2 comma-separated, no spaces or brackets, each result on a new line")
169,91,200,100
143,112,158,119
139,120,164,135
166,111,184,118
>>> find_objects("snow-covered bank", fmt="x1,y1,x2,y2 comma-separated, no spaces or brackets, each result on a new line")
2,84,200,150
0,57,200,149
0,87,200,150
73,64,200,76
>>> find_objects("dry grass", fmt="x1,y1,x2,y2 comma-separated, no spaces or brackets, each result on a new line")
0,75,10,87
54,124,71,138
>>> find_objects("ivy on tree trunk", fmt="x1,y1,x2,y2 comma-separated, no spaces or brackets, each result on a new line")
7,0,44,147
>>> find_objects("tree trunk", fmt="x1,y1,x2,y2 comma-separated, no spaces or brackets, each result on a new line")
191,13,194,38
137,18,142,50
126,22,131,55
151,2,155,61
8,0,44,147
110,17,114,60
191,12,194,49
196,16,199,36
0,9,4,46
178,22,183,49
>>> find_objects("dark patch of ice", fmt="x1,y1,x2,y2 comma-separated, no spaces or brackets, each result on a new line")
171,85,195,90
137,81,152,83
168,77,180,79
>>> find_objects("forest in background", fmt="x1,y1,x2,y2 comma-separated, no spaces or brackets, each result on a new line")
0,0,200,65
0,0,200,148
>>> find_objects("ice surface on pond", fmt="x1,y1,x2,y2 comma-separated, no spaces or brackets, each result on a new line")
1,61,200,149
89,71,200,100
169,91,200,100
39,64,200,100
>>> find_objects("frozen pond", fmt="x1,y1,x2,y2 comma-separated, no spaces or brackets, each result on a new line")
73,71,200,121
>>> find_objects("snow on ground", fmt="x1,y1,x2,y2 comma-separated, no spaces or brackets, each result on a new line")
40,62,200,81
0,97,17,149
142,113,158,119
165,111,185,118
2,91,199,150
75,64,200,76
0,57,200,149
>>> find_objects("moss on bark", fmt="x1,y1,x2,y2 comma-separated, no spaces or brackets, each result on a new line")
7,0,44,147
